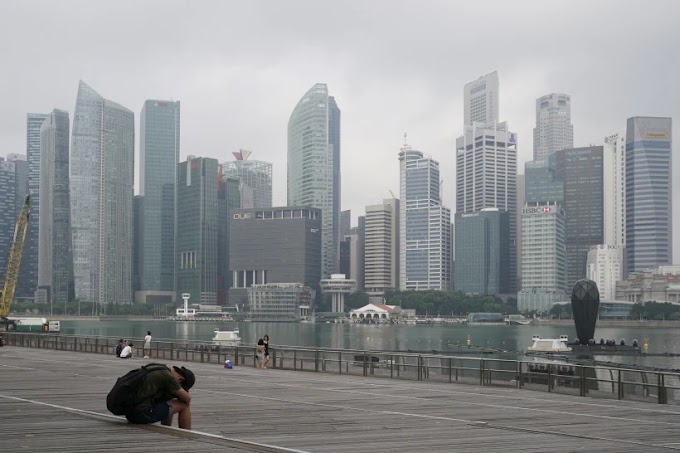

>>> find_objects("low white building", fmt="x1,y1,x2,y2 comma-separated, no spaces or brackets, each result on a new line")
349,303,401,320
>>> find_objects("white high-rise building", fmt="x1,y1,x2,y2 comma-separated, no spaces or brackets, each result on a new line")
586,245,623,301
603,131,626,249
517,202,568,312
533,93,573,160
464,71,499,126
364,198,399,299
399,143,451,291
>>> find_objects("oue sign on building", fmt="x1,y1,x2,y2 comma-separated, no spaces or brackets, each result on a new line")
233,213,252,220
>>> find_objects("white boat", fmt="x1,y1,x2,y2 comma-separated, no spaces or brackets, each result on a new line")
212,328,241,346
527,337,572,353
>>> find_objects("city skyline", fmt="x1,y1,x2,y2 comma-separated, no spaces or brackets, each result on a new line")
0,1,679,263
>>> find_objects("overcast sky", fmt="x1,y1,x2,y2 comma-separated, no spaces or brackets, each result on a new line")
1,0,678,262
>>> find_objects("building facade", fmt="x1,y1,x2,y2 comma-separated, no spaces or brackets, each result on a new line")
0,155,27,290
217,172,242,304
399,144,451,291
37,109,74,307
364,198,399,299
176,157,219,305
223,149,272,208
454,209,510,295
18,113,48,299
533,93,573,160
229,206,322,307
553,146,604,289
247,283,313,321
616,268,680,304
464,71,499,125
71,81,134,307
456,121,518,292
517,202,567,312
287,83,340,278
625,117,673,273
586,245,623,301
603,131,627,250
139,100,180,298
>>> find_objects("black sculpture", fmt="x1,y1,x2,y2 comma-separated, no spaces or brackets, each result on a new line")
571,279,600,345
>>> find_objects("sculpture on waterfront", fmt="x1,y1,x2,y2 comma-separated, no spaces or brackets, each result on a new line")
571,279,600,345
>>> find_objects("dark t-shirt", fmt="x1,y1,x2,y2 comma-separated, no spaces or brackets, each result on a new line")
133,368,181,412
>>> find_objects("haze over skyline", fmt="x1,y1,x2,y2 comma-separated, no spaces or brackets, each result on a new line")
1,0,678,262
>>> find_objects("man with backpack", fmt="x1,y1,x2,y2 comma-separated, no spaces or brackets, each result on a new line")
107,363,195,429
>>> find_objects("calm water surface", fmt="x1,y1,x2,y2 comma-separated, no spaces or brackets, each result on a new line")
60,319,680,369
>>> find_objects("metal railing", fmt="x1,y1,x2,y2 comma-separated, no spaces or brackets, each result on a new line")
4,332,679,405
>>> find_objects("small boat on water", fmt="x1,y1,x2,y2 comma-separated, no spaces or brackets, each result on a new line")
527,335,572,353
212,328,241,346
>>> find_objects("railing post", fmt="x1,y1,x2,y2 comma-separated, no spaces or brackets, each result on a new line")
171,342,174,360
339,352,342,375
363,352,368,377
479,359,484,386
418,355,423,381
315,350,319,372
547,364,552,392
391,355,395,379
448,358,452,383
618,370,623,400
294,350,297,371
517,361,522,389
580,366,586,397
658,373,668,404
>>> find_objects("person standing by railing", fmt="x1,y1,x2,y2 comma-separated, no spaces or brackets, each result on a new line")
262,335,270,369
144,331,152,359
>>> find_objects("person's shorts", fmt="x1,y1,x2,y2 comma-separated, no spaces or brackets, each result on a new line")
255,351,264,361
143,344,151,351
125,401,171,424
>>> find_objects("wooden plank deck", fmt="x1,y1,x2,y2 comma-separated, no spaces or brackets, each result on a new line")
2,346,680,452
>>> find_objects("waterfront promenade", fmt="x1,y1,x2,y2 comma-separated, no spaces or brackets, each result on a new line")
3,347,680,451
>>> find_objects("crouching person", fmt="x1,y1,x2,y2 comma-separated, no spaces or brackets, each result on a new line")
125,365,195,430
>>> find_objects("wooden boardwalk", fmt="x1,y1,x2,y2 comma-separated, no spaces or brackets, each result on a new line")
2,346,680,452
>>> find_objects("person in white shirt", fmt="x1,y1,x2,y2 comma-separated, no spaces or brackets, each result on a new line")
144,331,152,359
120,342,133,359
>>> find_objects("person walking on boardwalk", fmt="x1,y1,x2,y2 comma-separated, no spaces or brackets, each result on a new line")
125,364,195,430
262,335,270,369
143,331,152,359
256,337,265,369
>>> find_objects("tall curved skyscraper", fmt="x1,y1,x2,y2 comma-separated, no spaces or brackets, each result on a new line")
288,83,340,279
71,81,134,307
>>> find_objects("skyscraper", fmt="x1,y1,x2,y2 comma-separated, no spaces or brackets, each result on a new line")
517,202,567,312
176,157,219,305
37,110,74,307
533,93,573,160
456,121,518,292
554,146,604,288
340,209,351,242
288,83,340,278
218,171,242,305
0,155,27,288
603,131,626,249
139,100,180,301
399,143,451,291
71,81,134,307
365,198,400,299
222,150,272,208
455,209,510,295
625,117,673,273
464,71,499,126
18,113,47,299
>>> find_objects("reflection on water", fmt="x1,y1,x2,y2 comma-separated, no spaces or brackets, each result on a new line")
59,320,680,369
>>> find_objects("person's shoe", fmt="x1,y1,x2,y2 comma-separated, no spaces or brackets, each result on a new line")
144,356,149,359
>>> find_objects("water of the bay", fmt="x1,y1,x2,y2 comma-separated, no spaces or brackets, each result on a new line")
60,319,680,370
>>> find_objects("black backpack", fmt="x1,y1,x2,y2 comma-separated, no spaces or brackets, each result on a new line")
106,363,168,415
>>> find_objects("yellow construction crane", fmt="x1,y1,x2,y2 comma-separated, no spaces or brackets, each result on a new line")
0,193,31,318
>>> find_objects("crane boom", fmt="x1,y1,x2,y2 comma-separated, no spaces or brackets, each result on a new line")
0,193,31,318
